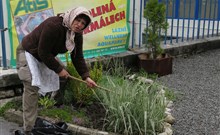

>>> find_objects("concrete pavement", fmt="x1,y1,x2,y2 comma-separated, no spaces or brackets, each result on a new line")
0,117,22,135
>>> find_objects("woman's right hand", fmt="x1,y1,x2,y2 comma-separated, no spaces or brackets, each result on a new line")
58,69,70,79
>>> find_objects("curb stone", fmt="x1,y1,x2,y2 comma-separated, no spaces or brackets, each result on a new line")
5,109,23,126
67,124,118,135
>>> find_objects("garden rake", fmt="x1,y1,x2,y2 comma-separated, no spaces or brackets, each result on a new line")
68,75,117,94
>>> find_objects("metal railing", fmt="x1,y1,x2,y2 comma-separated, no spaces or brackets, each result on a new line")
130,0,220,48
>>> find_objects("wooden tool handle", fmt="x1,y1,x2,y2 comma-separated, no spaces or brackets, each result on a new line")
68,75,115,94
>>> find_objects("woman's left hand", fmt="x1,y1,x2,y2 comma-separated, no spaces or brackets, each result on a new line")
85,77,97,88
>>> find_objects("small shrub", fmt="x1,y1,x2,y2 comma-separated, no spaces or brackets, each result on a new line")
90,59,103,82
64,55,103,105
144,0,168,59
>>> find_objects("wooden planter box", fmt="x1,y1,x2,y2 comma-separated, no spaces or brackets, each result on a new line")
138,53,173,76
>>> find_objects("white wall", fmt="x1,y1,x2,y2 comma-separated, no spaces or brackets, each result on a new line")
128,0,145,48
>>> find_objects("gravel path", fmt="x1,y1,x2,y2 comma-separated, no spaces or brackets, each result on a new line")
158,49,220,135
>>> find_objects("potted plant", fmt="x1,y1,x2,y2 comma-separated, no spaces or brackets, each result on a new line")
138,0,172,76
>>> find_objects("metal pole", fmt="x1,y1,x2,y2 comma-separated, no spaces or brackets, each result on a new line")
138,0,143,48
192,0,198,40
196,0,201,39
145,2,148,46
187,0,192,41
211,0,217,37
202,0,208,39
207,0,213,37
181,0,186,42
0,0,8,69
170,0,175,44
131,0,136,48
216,0,220,36
176,0,180,43
164,0,168,44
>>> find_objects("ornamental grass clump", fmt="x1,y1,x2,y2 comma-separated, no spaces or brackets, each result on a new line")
60,56,167,134
93,59,166,134
97,76,166,134
105,58,130,77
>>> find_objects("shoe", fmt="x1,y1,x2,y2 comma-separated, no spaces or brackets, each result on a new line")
14,130,33,135
14,130,24,135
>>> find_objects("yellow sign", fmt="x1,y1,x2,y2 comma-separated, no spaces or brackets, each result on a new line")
8,0,130,66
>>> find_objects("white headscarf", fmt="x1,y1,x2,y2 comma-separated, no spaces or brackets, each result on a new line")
59,7,92,52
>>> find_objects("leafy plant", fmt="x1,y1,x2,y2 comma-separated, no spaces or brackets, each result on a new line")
38,96,56,109
144,0,168,59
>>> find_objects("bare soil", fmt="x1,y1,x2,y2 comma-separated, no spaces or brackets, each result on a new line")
85,102,106,130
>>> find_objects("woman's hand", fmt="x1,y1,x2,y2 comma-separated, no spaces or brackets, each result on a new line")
58,69,70,79
85,77,97,88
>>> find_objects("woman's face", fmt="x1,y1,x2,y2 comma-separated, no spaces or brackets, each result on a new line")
71,17,87,33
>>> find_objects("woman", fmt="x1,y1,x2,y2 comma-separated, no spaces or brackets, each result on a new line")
16,7,97,134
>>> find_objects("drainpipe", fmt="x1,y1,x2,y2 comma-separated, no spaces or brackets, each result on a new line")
0,0,8,69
